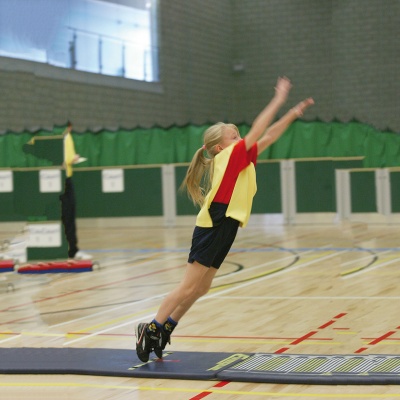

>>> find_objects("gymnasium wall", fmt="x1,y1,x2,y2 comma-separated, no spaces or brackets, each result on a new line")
231,0,399,133
0,0,398,133
0,1,235,132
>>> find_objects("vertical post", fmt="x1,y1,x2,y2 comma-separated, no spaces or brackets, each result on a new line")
162,164,176,227
144,48,148,81
335,170,351,220
147,0,159,82
280,160,296,225
375,168,391,216
69,31,77,69
98,36,103,73
121,43,126,77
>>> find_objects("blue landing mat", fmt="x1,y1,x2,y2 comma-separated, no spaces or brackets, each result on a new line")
0,348,250,380
2,348,400,384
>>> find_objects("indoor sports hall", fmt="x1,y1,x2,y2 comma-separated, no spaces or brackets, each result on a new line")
1,1,400,399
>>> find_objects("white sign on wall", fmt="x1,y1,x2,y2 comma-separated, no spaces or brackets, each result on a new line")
39,169,62,193
0,170,13,192
102,169,124,193
27,223,61,247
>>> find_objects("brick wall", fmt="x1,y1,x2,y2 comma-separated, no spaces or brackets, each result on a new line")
232,0,399,131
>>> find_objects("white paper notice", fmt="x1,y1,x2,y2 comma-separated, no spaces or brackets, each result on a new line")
27,223,61,247
102,169,124,193
39,169,62,193
0,170,13,192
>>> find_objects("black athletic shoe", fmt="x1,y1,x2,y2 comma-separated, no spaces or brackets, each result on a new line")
135,323,154,362
154,329,171,359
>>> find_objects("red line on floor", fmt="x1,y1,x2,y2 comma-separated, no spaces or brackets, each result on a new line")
355,347,368,353
318,320,336,329
172,334,332,341
290,331,318,345
189,380,230,399
275,347,290,354
368,331,396,345
189,391,212,400
354,328,400,353
213,381,230,388
318,313,348,330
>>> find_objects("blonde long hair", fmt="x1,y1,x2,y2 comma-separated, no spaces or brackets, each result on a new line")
180,122,239,207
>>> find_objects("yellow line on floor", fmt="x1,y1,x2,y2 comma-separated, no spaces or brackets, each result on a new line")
1,382,400,398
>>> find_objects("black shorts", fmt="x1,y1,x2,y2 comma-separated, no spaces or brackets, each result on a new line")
188,202,240,269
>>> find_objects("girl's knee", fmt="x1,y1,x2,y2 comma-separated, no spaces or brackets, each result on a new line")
197,284,211,298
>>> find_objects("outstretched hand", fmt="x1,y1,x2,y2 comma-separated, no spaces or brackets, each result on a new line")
274,76,292,104
293,97,315,117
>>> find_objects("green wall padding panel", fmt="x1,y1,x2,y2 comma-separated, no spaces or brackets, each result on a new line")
350,172,376,212
266,122,332,160
22,138,63,166
1,122,399,169
252,162,281,213
0,193,25,221
175,166,198,216
390,172,400,213
296,161,335,212
73,169,163,217
295,159,365,213
13,171,63,220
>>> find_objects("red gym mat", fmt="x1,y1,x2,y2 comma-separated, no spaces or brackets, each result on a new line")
0,260,15,272
18,260,93,273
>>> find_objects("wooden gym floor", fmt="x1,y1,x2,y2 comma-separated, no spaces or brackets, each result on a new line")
1,214,400,399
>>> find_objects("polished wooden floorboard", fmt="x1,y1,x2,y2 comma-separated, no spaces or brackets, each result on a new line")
1,216,400,399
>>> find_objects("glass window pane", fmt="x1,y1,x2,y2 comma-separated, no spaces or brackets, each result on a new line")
0,0,158,82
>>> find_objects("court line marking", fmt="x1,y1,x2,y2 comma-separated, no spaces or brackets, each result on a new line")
2,251,300,344
41,251,309,331
215,296,400,300
63,251,342,345
1,249,347,345
1,252,184,299
91,246,400,253
1,382,400,398
341,256,400,279
0,334,21,345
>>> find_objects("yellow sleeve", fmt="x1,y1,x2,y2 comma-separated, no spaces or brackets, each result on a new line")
64,133,76,177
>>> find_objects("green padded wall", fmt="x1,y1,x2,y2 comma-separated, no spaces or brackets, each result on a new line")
73,168,163,218
175,165,198,216
1,122,399,169
295,158,364,213
296,160,335,212
252,162,281,214
350,171,376,212
22,137,64,166
390,171,400,213
0,192,25,221
13,170,63,220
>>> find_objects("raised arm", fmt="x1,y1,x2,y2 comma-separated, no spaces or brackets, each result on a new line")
243,77,292,151
257,97,314,155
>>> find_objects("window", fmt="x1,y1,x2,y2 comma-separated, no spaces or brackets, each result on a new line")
0,0,159,82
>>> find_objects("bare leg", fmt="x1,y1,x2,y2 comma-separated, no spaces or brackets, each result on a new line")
154,261,215,324
170,266,218,322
